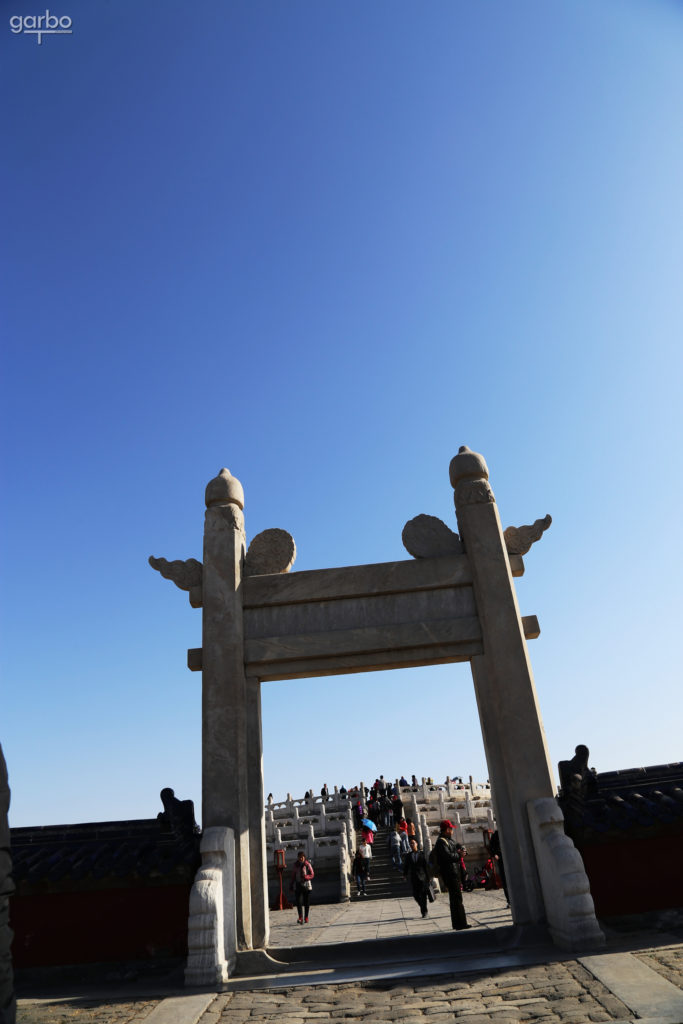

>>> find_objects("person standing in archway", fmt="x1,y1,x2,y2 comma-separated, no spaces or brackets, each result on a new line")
403,837,433,918
433,820,471,931
290,850,314,924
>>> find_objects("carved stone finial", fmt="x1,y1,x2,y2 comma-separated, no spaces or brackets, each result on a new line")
504,515,552,555
244,529,296,576
402,515,463,559
205,468,244,510
449,445,489,488
449,446,494,507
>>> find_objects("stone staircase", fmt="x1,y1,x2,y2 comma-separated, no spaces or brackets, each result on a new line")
352,827,408,901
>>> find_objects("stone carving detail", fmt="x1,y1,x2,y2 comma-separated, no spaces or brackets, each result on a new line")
148,556,202,591
527,798,604,950
402,514,463,559
185,827,236,986
454,478,495,508
449,446,495,508
244,528,296,577
214,504,244,533
148,556,203,608
504,515,552,555
205,467,244,510
158,787,201,839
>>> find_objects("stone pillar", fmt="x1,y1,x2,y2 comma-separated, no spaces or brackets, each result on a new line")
450,446,554,925
0,746,15,1024
246,675,268,949
202,468,252,949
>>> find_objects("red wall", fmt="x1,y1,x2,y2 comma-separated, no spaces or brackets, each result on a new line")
11,885,191,967
579,834,683,918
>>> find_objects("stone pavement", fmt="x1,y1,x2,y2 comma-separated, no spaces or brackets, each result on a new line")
268,887,515,948
16,893,683,1024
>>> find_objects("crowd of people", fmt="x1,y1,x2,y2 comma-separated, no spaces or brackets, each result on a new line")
286,777,505,929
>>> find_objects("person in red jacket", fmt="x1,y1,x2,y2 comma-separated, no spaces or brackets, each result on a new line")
289,850,314,924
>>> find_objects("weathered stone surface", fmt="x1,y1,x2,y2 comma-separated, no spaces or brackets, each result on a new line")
149,555,202,591
503,515,552,556
244,529,296,577
527,798,604,950
0,745,15,1024
401,514,463,559
451,445,554,927
205,468,244,509
185,827,236,987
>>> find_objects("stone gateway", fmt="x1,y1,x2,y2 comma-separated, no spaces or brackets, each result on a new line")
150,446,604,984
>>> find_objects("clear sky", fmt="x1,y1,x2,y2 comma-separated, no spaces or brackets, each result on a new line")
2,0,682,828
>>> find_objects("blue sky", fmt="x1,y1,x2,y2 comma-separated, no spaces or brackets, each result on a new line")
2,0,682,827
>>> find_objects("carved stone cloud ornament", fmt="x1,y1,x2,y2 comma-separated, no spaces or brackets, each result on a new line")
401,514,463,558
148,556,203,608
503,515,552,556
244,528,297,577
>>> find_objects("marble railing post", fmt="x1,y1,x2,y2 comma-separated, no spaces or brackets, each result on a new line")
450,447,554,926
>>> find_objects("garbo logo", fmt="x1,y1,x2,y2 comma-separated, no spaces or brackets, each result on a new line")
10,10,72,44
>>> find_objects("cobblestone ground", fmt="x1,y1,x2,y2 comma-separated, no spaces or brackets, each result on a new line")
16,997,160,1023
201,961,632,1024
634,941,683,990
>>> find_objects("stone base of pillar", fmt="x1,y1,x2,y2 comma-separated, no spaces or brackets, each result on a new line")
185,827,237,987
527,798,605,951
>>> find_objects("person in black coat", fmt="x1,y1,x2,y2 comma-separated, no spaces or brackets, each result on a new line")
433,820,471,930
403,837,434,917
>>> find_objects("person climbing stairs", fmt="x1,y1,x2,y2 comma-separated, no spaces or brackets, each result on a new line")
352,827,408,900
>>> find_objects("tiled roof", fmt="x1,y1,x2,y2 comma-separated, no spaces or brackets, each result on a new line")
10,790,201,892
558,747,683,844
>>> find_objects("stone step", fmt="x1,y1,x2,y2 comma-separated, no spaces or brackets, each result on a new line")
354,826,411,901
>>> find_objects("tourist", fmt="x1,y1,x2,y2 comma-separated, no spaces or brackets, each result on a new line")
289,850,315,924
456,843,469,890
388,825,402,869
399,774,408,787
489,830,509,904
399,827,410,858
411,774,418,787
339,784,347,798
354,838,372,895
433,820,471,931
361,822,375,846
403,837,433,918
320,783,329,802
